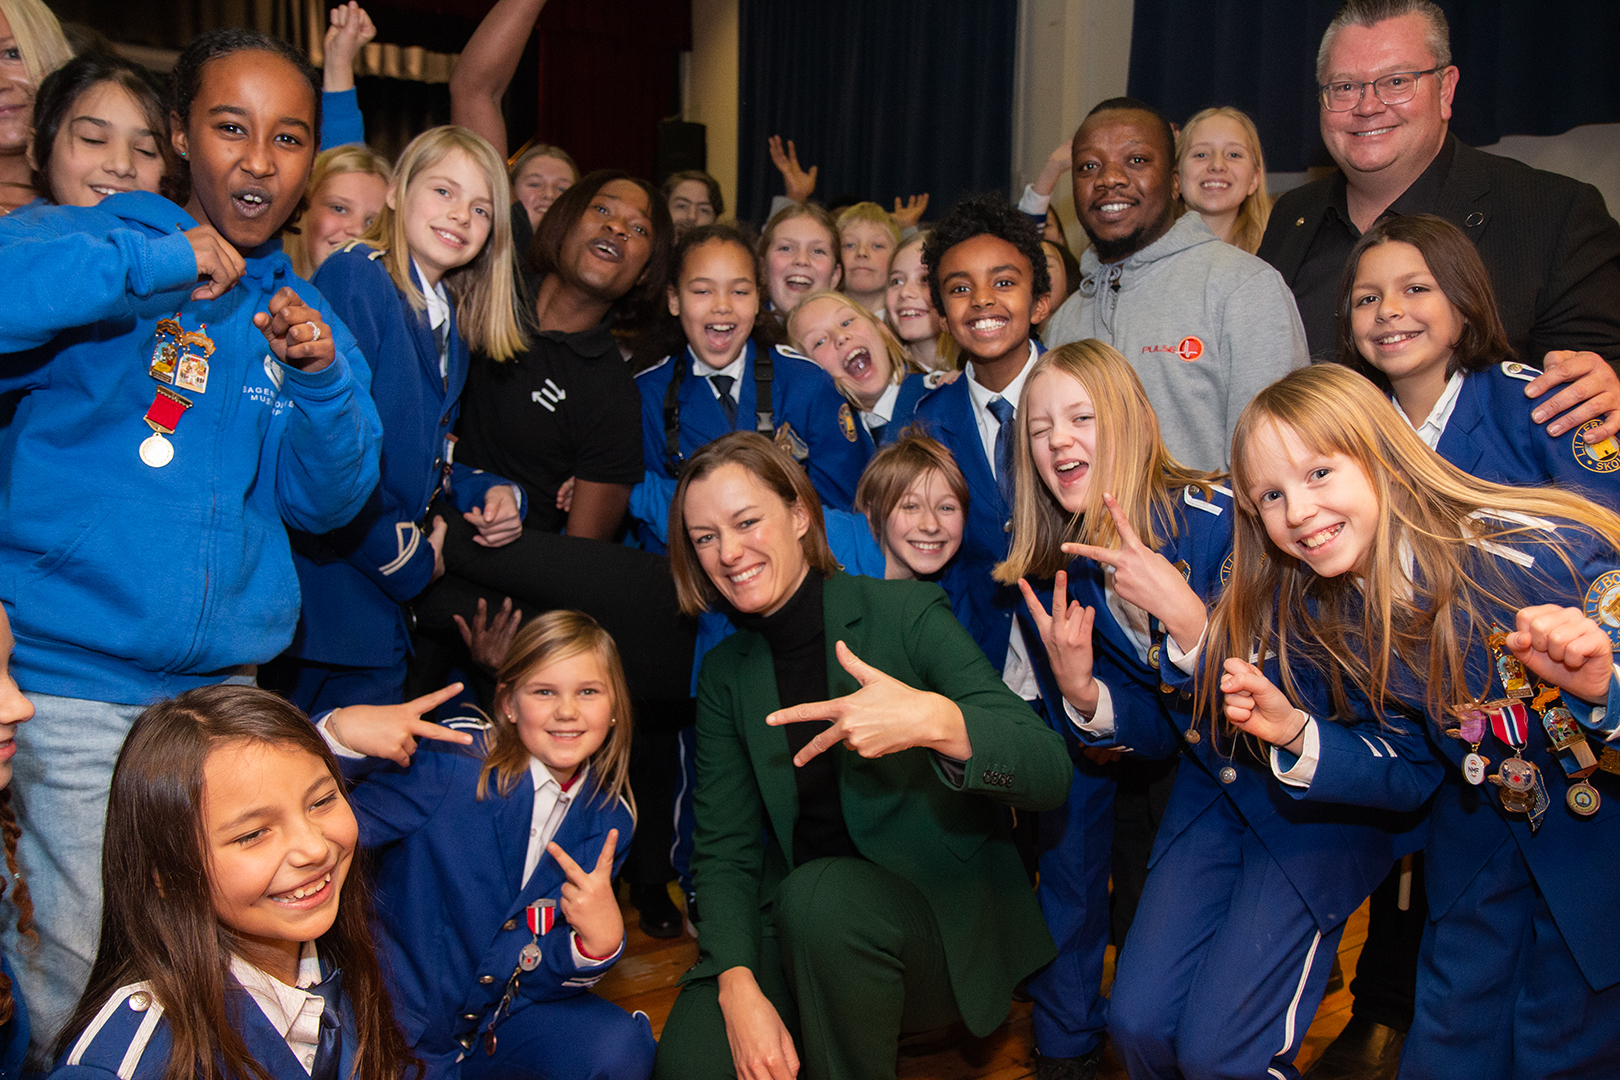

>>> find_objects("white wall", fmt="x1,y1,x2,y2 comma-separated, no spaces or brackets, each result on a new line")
1011,0,1134,252
685,0,741,221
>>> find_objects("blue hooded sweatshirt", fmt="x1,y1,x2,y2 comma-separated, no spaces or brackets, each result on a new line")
0,192,383,704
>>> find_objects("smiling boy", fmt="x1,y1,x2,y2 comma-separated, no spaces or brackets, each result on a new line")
914,193,1050,675
1044,98,1308,470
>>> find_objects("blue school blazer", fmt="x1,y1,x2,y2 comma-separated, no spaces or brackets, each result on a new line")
1437,362,1620,511
289,245,524,668
1289,517,1620,990
1047,482,1437,932
873,372,933,446
344,737,634,1067
1019,483,1238,762
911,347,1045,669
636,339,873,533
52,974,357,1079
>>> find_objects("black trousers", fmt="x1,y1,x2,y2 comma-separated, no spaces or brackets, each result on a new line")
1346,854,1425,1031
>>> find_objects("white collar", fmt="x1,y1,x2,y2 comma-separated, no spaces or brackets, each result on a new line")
529,758,587,794
412,258,452,332
865,380,902,426
965,340,1040,417
1391,371,1465,450
229,941,324,1039
689,343,746,384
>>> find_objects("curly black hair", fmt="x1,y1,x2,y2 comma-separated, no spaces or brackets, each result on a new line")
922,191,1051,315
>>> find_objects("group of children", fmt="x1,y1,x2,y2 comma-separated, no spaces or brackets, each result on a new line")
0,0,1615,1078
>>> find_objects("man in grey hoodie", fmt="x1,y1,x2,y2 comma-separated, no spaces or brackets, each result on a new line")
1043,98,1308,471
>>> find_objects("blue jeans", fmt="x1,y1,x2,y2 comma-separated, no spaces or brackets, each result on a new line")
5,680,250,1057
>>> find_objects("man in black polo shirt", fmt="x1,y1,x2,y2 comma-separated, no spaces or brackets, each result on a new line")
1260,0,1620,443
1258,4,1620,1078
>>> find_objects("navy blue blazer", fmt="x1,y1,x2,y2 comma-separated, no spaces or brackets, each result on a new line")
872,372,932,446
912,346,1045,668
52,974,357,1079
291,245,523,667
636,339,873,531
1431,362,1620,512
1020,483,1238,763
1295,519,1620,990
344,737,634,1065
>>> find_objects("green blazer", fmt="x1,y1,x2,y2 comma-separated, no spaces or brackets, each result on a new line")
689,571,1071,1035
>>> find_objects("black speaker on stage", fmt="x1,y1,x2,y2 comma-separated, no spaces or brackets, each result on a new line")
657,120,707,183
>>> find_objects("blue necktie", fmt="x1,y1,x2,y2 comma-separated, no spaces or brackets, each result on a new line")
987,395,1016,512
308,968,343,1080
711,374,738,427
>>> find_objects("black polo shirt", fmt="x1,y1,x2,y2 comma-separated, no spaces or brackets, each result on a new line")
1288,137,1456,361
453,311,644,535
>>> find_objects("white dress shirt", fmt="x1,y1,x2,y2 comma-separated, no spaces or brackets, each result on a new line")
230,942,327,1076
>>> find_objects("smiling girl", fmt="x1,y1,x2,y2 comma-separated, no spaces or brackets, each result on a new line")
1212,363,1620,1078
1339,213,1620,510
1174,107,1271,254
283,144,391,279
332,611,653,1080
635,223,871,543
758,202,841,317
884,231,951,372
279,125,526,716
50,686,414,1080
28,52,170,208
788,289,931,446
994,340,1230,1075
0,27,383,1038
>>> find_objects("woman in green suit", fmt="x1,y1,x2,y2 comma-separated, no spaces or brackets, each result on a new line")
652,432,1071,1080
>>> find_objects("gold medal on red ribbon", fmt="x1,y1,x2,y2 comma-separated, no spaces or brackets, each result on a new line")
140,385,192,468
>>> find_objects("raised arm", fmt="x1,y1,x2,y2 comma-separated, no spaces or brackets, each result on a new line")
449,0,550,161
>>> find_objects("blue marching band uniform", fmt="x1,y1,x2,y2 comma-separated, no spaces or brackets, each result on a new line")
283,244,525,715
634,339,874,555
1276,515,1620,1079
343,730,654,1080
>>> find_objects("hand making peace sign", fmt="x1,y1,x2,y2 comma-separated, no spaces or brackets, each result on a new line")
1018,569,1100,718
546,828,623,961
765,641,973,765
1061,492,1209,653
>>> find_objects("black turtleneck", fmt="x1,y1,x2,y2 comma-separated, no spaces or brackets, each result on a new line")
732,571,858,865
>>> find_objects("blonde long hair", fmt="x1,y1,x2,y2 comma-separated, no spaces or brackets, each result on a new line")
785,288,914,409
0,0,70,87
361,125,526,360
1206,364,1620,730
481,611,635,821
996,340,1219,583
1176,107,1272,255
285,144,392,280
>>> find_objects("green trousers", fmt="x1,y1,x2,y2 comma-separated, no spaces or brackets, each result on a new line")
653,857,962,1080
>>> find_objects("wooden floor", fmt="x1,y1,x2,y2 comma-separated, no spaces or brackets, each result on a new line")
599,885,1369,1078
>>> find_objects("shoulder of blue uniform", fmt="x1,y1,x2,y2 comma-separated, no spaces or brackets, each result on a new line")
1466,508,1565,569
423,715,495,762
60,983,171,1076
634,354,675,381
1496,360,1543,383
773,344,812,363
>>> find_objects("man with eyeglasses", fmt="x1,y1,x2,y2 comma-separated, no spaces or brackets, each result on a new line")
1261,5,1620,1079
1260,0,1620,439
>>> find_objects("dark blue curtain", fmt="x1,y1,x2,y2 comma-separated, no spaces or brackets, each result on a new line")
1127,0,1620,172
736,0,1018,225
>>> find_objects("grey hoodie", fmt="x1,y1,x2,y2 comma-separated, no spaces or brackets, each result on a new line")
1044,213,1308,470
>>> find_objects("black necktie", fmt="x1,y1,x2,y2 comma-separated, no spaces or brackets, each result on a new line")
711,374,738,427
987,395,1016,511
308,967,343,1080
434,320,450,389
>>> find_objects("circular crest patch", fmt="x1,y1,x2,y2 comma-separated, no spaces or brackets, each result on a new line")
1584,569,1620,650
1573,421,1620,473
1176,336,1205,362
838,402,858,442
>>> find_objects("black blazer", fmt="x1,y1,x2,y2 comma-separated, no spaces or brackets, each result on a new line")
1259,136,1620,364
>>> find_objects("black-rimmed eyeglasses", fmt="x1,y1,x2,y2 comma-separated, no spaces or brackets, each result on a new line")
1319,68,1442,111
